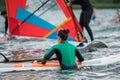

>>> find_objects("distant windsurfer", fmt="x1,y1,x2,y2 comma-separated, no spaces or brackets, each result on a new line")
41,29,84,70
66,0,94,47
91,7,101,25
1,11,13,40
111,9,120,24
1,11,8,36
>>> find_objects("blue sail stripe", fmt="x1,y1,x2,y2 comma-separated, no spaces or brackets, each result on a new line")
16,7,55,30
47,32,74,41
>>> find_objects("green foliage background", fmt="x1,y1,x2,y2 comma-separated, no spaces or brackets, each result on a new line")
0,0,6,11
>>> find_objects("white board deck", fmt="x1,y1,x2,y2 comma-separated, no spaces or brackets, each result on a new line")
0,54,120,73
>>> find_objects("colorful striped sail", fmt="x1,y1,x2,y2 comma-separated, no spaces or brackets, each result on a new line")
6,0,82,42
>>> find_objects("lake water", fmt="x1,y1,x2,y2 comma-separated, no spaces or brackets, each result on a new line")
0,9,120,80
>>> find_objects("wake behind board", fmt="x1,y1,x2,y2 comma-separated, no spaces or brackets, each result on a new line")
0,35,8,41
78,41,108,53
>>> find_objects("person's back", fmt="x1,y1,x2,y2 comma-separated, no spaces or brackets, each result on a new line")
42,29,84,70
52,41,77,67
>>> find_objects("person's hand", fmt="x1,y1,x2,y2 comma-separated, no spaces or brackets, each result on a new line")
66,2,72,6
41,59,47,64
77,60,82,65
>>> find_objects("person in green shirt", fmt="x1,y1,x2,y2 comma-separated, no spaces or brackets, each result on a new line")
41,29,84,70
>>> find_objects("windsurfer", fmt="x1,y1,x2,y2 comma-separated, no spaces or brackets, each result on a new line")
1,11,8,36
111,9,120,24
91,7,101,25
41,29,84,70
67,0,94,47
1,11,14,40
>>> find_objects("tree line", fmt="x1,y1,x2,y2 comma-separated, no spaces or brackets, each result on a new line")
91,0,120,3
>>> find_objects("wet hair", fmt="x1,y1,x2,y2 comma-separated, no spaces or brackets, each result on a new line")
58,29,70,41
1,11,6,16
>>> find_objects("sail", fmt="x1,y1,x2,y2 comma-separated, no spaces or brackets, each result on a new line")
6,0,82,42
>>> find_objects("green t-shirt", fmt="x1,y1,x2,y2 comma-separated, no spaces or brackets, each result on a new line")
44,41,84,67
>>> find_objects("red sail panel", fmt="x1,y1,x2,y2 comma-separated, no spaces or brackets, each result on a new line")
55,18,82,42
6,0,26,33
6,0,26,18
14,21,50,38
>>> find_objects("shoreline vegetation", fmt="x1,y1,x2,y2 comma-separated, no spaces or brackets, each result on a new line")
73,3,120,9
0,0,120,11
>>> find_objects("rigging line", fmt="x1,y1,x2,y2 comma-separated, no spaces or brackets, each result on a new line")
11,0,50,33
0,53,9,62
0,53,42,63
0,52,57,63
39,3,56,16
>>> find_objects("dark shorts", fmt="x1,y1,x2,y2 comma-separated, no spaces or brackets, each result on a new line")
61,64,78,70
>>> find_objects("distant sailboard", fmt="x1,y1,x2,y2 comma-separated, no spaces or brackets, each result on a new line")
85,41,108,48
78,41,108,53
